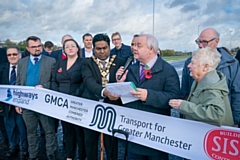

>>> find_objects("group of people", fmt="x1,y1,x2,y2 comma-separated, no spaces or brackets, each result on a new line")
0,27,239,160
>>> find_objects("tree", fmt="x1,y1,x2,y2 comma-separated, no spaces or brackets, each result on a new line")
5,39,16,47
18,40,27,51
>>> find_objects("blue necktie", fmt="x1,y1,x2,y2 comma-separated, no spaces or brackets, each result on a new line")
34,57,39,64
10,66,16,85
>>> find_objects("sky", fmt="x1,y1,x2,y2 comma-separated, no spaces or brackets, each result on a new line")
0,0,240,51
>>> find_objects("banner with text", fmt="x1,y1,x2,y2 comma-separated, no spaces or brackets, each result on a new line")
0,85,239,159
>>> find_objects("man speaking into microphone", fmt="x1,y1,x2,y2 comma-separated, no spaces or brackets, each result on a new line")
116,34,181,160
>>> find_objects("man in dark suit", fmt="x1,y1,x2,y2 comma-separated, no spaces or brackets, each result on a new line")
81,33,94,58
82,34,125,160
0,47,8,146
15,36,57,160
51,34,73,62
236,49,240,64
0,46,28,159
116,34,181,160
110,32,132,62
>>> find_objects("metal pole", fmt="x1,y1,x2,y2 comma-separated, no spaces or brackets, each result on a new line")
153,0,155,35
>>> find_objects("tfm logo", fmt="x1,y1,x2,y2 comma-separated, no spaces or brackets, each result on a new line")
204,129,240,160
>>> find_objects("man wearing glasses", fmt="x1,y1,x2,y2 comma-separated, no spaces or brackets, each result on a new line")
110,32,132,62
181,28,240,127
15,36,57,160
0,46,29,159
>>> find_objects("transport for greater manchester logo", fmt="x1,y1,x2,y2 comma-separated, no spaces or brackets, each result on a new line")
89,104,116,132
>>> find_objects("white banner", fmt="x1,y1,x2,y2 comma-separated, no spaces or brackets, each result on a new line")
0,85,239,159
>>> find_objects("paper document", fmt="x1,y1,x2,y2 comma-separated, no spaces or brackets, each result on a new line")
105,82,138,104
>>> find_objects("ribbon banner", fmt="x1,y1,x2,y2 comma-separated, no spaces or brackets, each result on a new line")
0,85,239,159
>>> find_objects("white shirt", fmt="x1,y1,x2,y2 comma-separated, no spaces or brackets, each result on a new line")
9,64,17,80
84,48,93,58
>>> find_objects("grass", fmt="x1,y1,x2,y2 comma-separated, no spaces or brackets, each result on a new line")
162,55,190,62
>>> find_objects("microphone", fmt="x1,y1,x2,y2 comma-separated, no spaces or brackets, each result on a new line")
117,56,133,80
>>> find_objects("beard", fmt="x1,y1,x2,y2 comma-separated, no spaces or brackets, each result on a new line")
32,50,41,56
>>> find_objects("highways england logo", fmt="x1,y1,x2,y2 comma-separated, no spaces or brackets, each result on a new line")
5,88,13,101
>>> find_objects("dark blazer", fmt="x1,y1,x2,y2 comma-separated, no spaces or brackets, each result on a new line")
0,48,8,65
0,62,10,116
110,43,132,62
51,57,84,96
81,56,125,105
236,49,240,64
81,48,94,58
16,55,56,89
50,49,63,62
125,57,181,156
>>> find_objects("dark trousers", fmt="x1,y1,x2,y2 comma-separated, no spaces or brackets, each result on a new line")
0,115,8,143
62,121,86,159
127,152,169,160
4,106,27,150
22,109,57,158
84,128,118,160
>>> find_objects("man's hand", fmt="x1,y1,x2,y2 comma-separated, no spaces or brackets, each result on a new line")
15,107,23,114
103,89,120,101
35,85,43,88
130,88,148,101
116,66,128,82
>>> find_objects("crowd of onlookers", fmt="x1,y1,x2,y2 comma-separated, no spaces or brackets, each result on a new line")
0,28,239,160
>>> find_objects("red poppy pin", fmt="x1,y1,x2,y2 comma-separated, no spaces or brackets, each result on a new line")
144,65,152,79
58,68,62,73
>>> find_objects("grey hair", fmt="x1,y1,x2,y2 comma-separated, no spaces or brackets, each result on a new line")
138,34,159,54
192,47,221,72
61,34,73,43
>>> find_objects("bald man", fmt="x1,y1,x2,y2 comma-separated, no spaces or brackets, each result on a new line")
50,34,73,61
181,28,240,127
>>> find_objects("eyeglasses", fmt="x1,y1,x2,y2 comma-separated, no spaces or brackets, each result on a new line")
28,45,42,49
7,53,18,57
65,45,77,49
112,38,121,42
195,38,216,46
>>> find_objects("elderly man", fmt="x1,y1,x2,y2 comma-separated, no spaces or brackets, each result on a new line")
110,32,132,62
15,36,57,160
0,46,28,159
117,34,181,160
51,34,73,61
181,28,240,127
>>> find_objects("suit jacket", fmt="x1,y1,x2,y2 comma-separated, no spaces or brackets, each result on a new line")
50,49,63,62
0,62,10,116
110,43,132,62
81,48,94,58
51,57,84,96
236,49,240,64
16,55,56,89
125,57,181,156
0,48,8,65
81,56,125,105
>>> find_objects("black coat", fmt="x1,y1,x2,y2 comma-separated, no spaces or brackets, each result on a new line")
0,62,11,117
51,57,84,97
81,56,125,105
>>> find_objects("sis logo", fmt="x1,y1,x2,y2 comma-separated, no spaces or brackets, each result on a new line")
204,129,240,160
